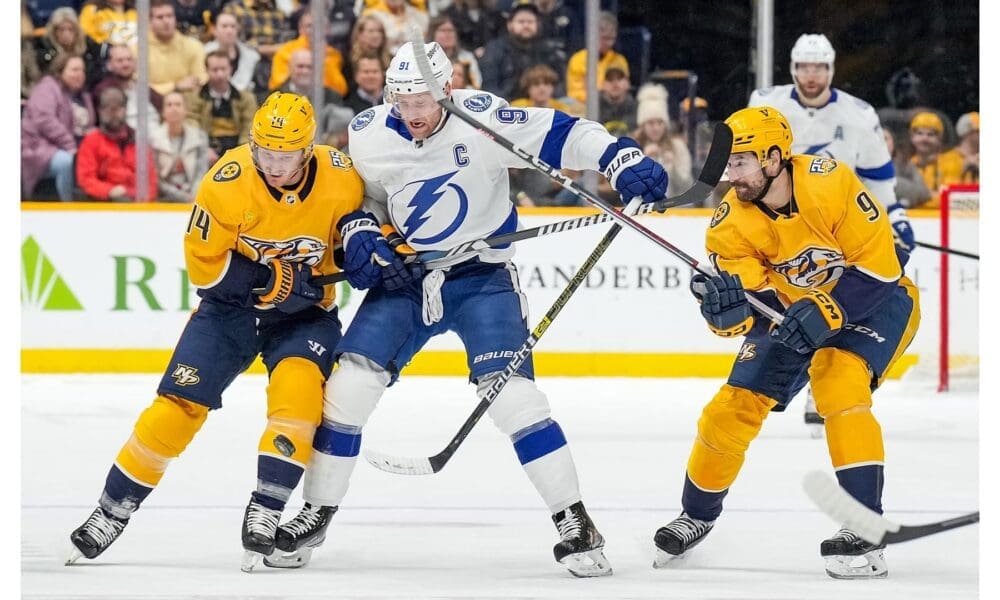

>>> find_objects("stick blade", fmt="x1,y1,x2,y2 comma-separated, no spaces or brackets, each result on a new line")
698,122,733,186
364,449,435,476
802,470,899,545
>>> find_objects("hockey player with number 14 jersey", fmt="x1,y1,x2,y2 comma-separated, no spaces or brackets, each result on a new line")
267,41,667,577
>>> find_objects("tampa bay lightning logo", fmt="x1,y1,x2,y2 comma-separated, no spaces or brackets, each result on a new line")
351,108,376,131
389,171,469,245
463,93,492,112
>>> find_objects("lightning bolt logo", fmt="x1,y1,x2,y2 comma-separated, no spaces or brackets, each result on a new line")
396,171,469,245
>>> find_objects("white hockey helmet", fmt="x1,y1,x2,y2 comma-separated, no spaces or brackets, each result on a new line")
789,33,835,79
384,41,454,106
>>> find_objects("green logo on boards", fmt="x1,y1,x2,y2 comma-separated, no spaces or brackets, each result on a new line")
21,237,83,310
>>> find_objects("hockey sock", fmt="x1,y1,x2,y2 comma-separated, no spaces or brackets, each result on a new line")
512,419,582,513
303,420,362,507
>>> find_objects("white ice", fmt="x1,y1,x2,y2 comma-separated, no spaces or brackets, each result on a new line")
22,374,978,599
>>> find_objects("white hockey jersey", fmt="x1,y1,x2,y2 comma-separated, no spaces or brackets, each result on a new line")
346,88,617,267
748,85,897,205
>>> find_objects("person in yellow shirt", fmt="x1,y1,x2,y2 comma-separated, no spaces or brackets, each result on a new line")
564,11,629,104
80,0,138,45
909,111,964,208
268,10,348,96
141,0,208,96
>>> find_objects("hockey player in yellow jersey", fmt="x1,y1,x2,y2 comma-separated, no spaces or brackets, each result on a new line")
67,92,371,571
653,107,919,579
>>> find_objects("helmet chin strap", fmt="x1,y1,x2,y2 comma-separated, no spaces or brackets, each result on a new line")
747,160,788,204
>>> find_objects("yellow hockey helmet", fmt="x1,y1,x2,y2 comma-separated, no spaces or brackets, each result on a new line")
251,91,316,153
725,106,793,166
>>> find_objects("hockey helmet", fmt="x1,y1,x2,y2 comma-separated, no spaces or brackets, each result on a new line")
790,33,835,79
725,106,794,167
384,41,453,113
251,91,316,173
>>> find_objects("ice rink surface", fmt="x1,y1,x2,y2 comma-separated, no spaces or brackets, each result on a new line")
22,374,978,599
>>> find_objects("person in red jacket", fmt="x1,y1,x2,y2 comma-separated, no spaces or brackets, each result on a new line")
75,86,158,201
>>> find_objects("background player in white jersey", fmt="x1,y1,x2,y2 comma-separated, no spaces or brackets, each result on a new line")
270,41,667,577
748,34,916,433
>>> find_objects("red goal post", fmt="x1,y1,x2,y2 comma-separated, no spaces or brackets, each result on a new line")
938,184,980,391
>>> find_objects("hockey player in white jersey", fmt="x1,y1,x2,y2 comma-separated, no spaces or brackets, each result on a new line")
748,33,916,435
266,41,667,577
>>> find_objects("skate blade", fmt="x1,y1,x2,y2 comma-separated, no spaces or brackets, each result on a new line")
824,550,888,579
559,548,613,578
264,546,314,569
241,550,266,573
652,548,687,569
65,546,85,566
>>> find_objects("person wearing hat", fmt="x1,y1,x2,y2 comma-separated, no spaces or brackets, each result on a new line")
597,63,636,137
955,111,979,183
909,111,965,208
564,11,629,103
479,0,567,100
631,83,693,197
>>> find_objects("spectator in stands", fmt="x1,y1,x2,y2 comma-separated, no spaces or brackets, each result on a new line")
534,0,572,54
883,128,931,209
150,90,210,202
22,1,43,102
955,111,979,184
597,64,635,137
343,54,385,114
479,1,566,100
564,11,628,104
186,50,257,156
92,44,162,131
80,0,138,45
319,103,356,149
36,7,106,89
269,10,348,96
909,111,964,209
277,48,343,105
348,15,391,85
144,0,208,96
203,11,261,92
26,0,84,29
223,0,294,60
307,0,357,56
631,83,693,197
22,54,96,201
451,59,471,89
76,86,158,201
445,0,503,57
511,64,574,112
363,0,429,54
429,14,482,89
173,0,217,41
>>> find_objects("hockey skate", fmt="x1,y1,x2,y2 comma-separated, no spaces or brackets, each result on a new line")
66,507,129,565
264,503,338,569
551,501,612,577
240,498,282,573
653,512,715,568
820,528,888,579
804,388,825,439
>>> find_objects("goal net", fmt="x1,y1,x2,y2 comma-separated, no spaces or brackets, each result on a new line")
935,184,979,391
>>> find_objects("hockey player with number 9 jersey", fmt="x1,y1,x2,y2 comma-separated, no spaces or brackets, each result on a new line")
270,41,667,577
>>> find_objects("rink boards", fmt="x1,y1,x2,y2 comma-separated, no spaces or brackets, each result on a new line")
20,204,976,377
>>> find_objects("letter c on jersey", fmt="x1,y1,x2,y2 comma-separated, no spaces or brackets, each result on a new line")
453,144,469,167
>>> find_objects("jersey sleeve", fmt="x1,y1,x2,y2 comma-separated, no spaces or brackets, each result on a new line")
705,199,775,294
851,100,898,205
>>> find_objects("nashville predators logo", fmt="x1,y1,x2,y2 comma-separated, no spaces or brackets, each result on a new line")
171,364,201,386
808,157,838,175
771,246,845,288
213,161,241,182
240,235,327,266
329,150,353,170
710,202,731,228
737,342,757,362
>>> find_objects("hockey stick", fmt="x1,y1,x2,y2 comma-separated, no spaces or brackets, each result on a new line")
313,193,695,287
802,470,979,545
402,32,784,327
915,241,979,260
363,120,732,476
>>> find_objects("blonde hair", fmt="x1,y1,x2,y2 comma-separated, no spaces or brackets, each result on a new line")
46,7,87,57
350,15,391,70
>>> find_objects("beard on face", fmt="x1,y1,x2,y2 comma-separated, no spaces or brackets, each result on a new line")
733,177,767,202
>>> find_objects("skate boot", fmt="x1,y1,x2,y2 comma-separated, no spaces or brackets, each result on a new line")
820,528,888,579
653,512,715,567
264,503,338,569
804,388,825,439
66,507,129,565
240,498,282,573
551,501,612,577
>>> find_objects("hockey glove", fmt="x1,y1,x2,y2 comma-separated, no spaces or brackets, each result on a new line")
887,203,916,253
379,224,425,290
599,137,668,203
254,260,323,314
770,290,845,354
690,270,754,337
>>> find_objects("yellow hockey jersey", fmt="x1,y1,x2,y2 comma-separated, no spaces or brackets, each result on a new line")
185,144,364,311
706,155,902,309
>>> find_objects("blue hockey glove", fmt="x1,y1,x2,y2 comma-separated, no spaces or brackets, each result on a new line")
339,211,424,290
689,270,754,337
599,137,668,203
379,225,425,290
770,290,845,354
254,260,323,313
887,203,916,253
